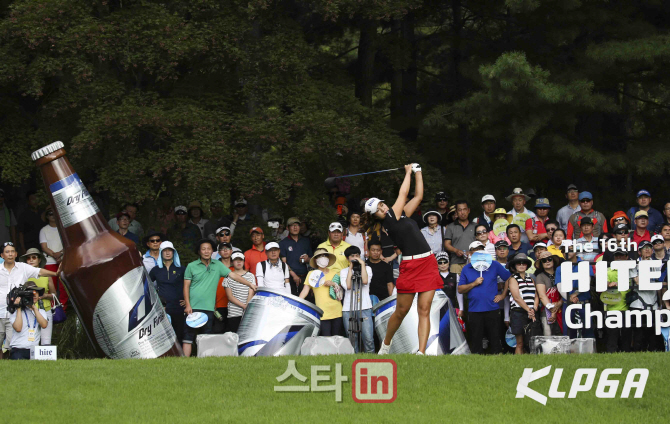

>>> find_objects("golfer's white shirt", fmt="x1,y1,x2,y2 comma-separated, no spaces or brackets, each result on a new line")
256,260,290,294
340,267,373,311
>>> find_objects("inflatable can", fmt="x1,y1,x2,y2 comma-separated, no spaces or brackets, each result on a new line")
237,288,323,356
372,290,469,355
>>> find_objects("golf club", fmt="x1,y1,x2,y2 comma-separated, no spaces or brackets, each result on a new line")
324,167,402,188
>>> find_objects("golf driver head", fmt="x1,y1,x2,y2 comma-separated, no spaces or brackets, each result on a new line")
324,177,337,188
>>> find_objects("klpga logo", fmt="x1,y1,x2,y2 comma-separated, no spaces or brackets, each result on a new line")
517,366,648,405
352,359,397,403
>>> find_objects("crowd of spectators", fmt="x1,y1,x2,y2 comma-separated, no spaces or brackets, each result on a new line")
0,183,669,357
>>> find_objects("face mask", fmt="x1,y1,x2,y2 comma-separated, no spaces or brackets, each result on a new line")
316,257,330,268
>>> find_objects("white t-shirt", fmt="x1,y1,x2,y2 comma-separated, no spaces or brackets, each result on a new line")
9,308,47,348
345,229,366,257
0,262,40,318
340,266,373,311
39,225,63,265
256,260,290,294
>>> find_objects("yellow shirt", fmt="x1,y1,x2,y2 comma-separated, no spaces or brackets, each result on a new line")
547,245,565,259
306,269,342,320
29,276,52,311
316,240,352,275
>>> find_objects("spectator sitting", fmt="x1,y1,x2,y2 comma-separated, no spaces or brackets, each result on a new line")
340,246,374,353
365,240,394,302
244,227,267,274
345,211,366,257
188,201,209,239
108,203,144,240
299,248,343,337
547,229,566,259
204,200,232,243
256,242,290,294
507,253,541,354
213,242,233,334
168,205,200,251
20,248,56,345
506,224,531,260
505,188,536,244
526,198,551,245
9,281,48,360
17,191,43,253
149,241,186,343
223,252,255,333
627,189,663,232
632,211,652,245
115,212,140,244
436,252,463,315
0,189,18,247
212,226,235,259
421,211,444,254
473,194,497,232
142,231,164,274
609,210,630,230
566,192,608,239
279,217,313,296
317,222,352,274
556,184,580,232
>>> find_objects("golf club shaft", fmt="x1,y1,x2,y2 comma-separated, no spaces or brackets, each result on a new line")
332,167,402,180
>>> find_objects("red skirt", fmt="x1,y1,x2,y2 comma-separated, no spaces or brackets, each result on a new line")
396,254,443,294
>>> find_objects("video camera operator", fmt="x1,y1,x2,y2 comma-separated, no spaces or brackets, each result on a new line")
8,281,48,360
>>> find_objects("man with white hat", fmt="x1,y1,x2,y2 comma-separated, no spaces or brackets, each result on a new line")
168,205,200,251
256,242,290,294
316,222,351,274
473,194,497,232
651,234,668,262
212,226,236,259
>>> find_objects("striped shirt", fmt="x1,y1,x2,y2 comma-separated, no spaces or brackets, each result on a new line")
509,274,536,310
223,272,255,318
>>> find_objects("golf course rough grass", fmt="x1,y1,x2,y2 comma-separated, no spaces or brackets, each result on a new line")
0,353,667,423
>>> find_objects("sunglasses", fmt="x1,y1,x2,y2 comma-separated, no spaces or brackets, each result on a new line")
546,228,557,232
217,231,231,237
615,231,627,235
579,199,592,203
149,238,161,243
475,231,488,235
652,240,663,245
437,260,448,265
541,258,554,264
3,242,13,247
614,217,626,221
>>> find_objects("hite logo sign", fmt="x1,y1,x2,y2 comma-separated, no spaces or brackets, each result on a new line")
516,366,648,405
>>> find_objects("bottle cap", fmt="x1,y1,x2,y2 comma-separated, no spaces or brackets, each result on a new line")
31,141,65,162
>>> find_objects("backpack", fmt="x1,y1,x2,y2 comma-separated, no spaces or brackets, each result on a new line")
260,260,288,287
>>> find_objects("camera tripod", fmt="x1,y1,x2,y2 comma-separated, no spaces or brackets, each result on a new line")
348,266,364,353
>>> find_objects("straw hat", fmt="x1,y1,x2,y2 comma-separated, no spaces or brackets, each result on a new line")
534,250,561,272
309,248,336,269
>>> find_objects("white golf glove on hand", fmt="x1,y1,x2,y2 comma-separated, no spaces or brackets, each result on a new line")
411,163,422,173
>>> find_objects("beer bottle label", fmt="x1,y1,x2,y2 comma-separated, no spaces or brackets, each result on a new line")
92,267,177,359
49,173,100,228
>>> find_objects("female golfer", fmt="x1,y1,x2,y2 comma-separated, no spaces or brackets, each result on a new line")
363,163,443,355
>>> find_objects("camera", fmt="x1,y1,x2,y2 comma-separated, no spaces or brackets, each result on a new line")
6,287,35,314
351,260,362,273
268,220,280,229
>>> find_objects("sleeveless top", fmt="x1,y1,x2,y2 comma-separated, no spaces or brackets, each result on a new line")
509,273,536,310
383,208,431,257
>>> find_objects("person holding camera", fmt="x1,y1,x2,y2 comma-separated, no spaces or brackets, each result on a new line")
9,281,49,359
19,248,57,345
1,242,58,359
340,246,374,353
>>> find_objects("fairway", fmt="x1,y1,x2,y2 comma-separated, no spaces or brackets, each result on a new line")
1,353,667,424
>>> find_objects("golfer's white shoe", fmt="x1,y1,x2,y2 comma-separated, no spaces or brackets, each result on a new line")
378,341,392,355
415,351,424,355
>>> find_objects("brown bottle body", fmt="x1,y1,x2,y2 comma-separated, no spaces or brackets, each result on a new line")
34,146,182,358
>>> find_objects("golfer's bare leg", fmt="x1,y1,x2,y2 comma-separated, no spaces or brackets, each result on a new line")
383,293,414,345
416,290,436,353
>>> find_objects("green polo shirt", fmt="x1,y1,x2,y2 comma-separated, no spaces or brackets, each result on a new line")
184,259,232,312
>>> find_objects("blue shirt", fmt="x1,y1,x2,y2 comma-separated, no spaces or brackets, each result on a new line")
627,206,663,232
279,235,313,275
118,230,139,244
149,263,185,310
458,261,511,312
556,259,594,301
508,242,532,261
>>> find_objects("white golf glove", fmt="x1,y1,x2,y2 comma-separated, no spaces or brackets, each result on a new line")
411,163,422,173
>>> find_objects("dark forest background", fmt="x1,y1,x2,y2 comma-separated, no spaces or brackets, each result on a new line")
2,0,670,227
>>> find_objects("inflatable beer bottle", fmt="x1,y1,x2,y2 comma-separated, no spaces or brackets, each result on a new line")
32,141,182,358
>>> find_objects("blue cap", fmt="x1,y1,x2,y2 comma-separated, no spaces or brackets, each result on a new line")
578,191,593,201
636,189,651,198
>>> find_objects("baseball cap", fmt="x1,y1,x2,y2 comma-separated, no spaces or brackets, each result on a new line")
578,192,593,201
266,242,280,250
234,198,248,207
638,240,652,250
494,240,509,249
533,242,547,250
481,194,496,203
567,184,578,191
249,227,264,235
287,217,301,226
613,223,628,233
435,252,449,262
231,252,245,261
580,217,593,226
216,226,231,235
634,210,649,219
636,189,651,198
329,222,344,232
435,192,449,202
535,198,551,208
364,197,384,214
651,234,664,244
174,205,187,214
217,242,232,251
468,241,485,250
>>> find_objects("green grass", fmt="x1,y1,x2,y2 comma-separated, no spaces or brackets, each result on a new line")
1,353,668,423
